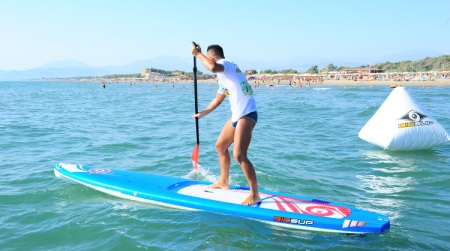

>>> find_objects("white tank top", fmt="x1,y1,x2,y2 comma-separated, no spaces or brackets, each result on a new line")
216,59,257,123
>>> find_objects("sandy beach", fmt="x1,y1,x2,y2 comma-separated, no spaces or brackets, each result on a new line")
320,78,450,86
52,73,450,87
242,70,450,87
238,78,450,87
197,78,450,87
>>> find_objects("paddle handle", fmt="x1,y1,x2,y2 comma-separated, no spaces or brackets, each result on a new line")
192,42,200,145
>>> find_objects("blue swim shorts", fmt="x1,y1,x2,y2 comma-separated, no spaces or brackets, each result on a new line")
231,111,258,128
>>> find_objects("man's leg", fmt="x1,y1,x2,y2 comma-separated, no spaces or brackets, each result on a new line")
210,118,235,189
233,117,260,205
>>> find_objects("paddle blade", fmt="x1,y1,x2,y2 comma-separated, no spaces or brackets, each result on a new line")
191,144,199,171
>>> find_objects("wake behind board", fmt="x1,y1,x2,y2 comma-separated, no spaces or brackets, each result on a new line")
54,163,390,234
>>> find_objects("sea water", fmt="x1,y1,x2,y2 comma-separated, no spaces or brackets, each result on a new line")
1,81,449,250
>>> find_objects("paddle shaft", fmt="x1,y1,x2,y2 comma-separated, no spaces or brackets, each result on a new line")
193,43,200,145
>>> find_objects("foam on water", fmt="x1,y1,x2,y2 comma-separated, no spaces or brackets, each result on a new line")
183,164,217,182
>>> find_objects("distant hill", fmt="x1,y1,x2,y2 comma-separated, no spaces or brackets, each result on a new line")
0,57,192,81
0,67,110,81
39,60,91,69
0,54,448,81
369,55,450,72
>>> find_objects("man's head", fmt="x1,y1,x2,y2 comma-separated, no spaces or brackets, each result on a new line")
206,45,225,60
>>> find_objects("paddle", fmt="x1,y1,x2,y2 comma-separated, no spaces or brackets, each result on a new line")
191,41,200,171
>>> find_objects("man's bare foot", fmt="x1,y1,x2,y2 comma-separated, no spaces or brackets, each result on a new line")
208,180,230,190
241,194,261,206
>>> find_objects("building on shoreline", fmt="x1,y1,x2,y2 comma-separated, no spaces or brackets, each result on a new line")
141,68,162,78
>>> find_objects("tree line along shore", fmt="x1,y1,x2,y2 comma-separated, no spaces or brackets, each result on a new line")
47,69,450,87
46,55,450,86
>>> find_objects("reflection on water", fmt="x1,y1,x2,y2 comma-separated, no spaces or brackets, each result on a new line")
356,150,423,220
356,175,416,194
362,150,418,169
358,150,419,192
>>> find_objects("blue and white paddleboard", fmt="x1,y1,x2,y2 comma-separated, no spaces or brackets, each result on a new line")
54,162,390,234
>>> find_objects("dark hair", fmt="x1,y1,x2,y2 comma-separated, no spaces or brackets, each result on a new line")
207,44,225,59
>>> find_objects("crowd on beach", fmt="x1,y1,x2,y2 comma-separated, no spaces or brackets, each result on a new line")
250,70,449,83
243,70,450,87
323,71,449,82
49,70,449,87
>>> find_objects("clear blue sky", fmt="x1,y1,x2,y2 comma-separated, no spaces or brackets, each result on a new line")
1,0,449,70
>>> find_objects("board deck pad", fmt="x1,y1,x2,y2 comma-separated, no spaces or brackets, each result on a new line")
54,163,390,234
177,185,350,219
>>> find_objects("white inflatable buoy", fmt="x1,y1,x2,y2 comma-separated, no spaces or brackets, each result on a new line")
358,86,450,150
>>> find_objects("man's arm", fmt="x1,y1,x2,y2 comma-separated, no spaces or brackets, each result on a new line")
193,93,226,119
192,44,224,73
196,53,224,73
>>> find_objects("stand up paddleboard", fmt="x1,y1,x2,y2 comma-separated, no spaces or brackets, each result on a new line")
54,162,390,234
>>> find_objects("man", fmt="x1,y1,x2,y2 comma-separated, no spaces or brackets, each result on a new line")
191,44,261,206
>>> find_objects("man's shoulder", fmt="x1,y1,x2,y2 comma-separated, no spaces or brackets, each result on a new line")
217,59,240,74
217,58,232,65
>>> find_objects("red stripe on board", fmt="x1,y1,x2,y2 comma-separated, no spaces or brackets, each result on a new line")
277,196,301,213
277,195,351,217
272,197,287,211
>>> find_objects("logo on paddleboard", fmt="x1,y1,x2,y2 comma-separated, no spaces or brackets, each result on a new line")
273,216,314,225
398,110,433,128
